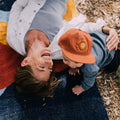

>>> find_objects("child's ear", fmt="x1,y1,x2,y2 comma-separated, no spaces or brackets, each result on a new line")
21,57,30,67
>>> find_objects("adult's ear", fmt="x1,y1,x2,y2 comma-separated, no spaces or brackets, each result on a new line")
21,57,30,67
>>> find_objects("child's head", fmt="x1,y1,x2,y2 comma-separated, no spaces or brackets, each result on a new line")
58,28,95,68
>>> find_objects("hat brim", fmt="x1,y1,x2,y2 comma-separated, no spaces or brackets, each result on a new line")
62,49,95,64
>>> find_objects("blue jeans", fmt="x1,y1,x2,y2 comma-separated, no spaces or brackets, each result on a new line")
0,72,108,120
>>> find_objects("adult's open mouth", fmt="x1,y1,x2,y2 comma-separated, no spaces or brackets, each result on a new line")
41,52,51,57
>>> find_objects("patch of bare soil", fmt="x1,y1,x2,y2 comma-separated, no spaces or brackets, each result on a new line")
75,0,120,119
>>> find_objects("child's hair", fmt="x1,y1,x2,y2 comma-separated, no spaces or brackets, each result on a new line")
15,65,60,97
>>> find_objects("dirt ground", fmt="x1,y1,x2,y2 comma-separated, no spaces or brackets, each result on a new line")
75,0,120,119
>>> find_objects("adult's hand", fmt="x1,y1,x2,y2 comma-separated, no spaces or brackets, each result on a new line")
106,28,119,51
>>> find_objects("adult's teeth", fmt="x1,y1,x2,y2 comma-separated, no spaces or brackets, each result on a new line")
42,54,50,57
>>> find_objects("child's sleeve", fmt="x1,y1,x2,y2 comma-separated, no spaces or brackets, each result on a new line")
81,64,99,90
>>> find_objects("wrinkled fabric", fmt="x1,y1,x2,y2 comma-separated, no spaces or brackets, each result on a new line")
0,43,23,89
29,0,67,43
0,72,109,120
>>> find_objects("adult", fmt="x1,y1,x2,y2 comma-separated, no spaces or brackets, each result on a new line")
7,0,68,96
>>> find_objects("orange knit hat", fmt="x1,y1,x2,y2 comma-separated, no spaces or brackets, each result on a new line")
58,28,95,64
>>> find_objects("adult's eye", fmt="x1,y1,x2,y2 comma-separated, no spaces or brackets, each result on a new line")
48,67,53,72
39,66,45,68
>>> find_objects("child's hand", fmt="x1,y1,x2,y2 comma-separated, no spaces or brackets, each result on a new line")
72,85,85,96
68,68,80,76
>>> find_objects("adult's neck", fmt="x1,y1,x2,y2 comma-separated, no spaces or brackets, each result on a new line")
25,29,50,55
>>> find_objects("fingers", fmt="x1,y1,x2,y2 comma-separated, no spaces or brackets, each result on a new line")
72,87,81,96
106,34,113,42
106,32,116,42
107,36,119,51
77,69,80,75
69,69,75,75
106,29,119,51
68,68,80,76
72,85,85,96
69,70,76,76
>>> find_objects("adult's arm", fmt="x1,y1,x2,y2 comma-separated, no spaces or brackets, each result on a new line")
82,23,119,51
80,19,106,33
7,0,29,53
7,0,46,55
74,17,119,51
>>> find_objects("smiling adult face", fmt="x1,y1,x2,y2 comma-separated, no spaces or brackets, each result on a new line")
21,29,53,82
28,47,53,81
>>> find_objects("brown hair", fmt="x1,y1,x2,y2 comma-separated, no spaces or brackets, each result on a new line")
15,65,60,97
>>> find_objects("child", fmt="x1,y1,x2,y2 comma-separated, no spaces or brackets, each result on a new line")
58,28,116,95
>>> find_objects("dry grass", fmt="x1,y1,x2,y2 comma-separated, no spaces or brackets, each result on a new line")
75,0,120,119
96,70,120,120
